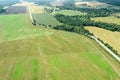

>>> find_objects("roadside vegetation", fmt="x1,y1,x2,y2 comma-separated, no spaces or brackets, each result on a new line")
85,27,120,55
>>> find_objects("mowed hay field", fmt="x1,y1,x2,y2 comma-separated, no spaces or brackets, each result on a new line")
91,16,120,25
32,13,61,26
54,10,87,16
85,26,120,54
0,14,120,80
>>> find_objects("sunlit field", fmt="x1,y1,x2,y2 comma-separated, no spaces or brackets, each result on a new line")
0,14,120,80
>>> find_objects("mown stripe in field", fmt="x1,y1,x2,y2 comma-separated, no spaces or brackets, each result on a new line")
33,59,39,80
10,60,25,80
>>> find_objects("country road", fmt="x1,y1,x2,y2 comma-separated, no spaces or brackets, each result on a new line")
27,7,34,24
90,36,120,62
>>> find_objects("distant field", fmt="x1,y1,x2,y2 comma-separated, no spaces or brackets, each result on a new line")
30,6,45,14
0,14,120,80
3,6,27,14
91,16,120,25
54,10,87,16
85,26,120,54
75,1,110,7
32,13,61,26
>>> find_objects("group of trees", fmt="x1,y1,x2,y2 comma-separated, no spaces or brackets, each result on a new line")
53,25,93,36
0,7,5,13
54,14,120,56
55,14,120,31
58,6,120,17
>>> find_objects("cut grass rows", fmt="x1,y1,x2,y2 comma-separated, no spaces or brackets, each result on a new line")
0,14,120,80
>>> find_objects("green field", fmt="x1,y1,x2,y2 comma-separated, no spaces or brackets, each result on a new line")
91,16,120,25
32,13,61,27
0,14,120,80
54,10,87,16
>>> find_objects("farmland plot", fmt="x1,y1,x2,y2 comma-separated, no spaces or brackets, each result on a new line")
91,16,120,25
3,6,27,14
85,26,120,54
32,13,61,27
0,14,120,80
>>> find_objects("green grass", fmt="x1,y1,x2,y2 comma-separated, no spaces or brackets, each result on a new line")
32,13,61,27
54,10,87,16
0,14,120,80
0,14,54,41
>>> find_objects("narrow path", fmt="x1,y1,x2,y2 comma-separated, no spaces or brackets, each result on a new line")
90,36,120,62
27,7,34,24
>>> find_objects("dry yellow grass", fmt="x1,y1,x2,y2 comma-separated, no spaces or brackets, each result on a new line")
91,16,120,25
85,26,120,54
30,6,45,14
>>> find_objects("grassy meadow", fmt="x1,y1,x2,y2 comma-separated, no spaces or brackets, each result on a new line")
91,16,120,25
54,10,87,16
0,14,53,41
32,13,61,26
0,14,120,80
85,26,120,54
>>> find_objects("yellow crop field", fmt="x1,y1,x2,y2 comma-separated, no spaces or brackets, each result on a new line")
30,6,45,14
91,16,120,25
85,26,120,54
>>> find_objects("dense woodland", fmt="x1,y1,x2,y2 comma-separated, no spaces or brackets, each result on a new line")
55,14,120,32
58,6,120,17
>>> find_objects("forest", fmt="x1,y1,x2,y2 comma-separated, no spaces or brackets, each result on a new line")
54,14,120,32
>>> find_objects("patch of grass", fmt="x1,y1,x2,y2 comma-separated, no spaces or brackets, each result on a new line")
32,13,61,26
0,14,53,41
33,59,39,80
54,10,87,16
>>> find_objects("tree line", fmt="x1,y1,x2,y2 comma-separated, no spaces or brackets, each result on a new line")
55,14,120,32
97,38,119,57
